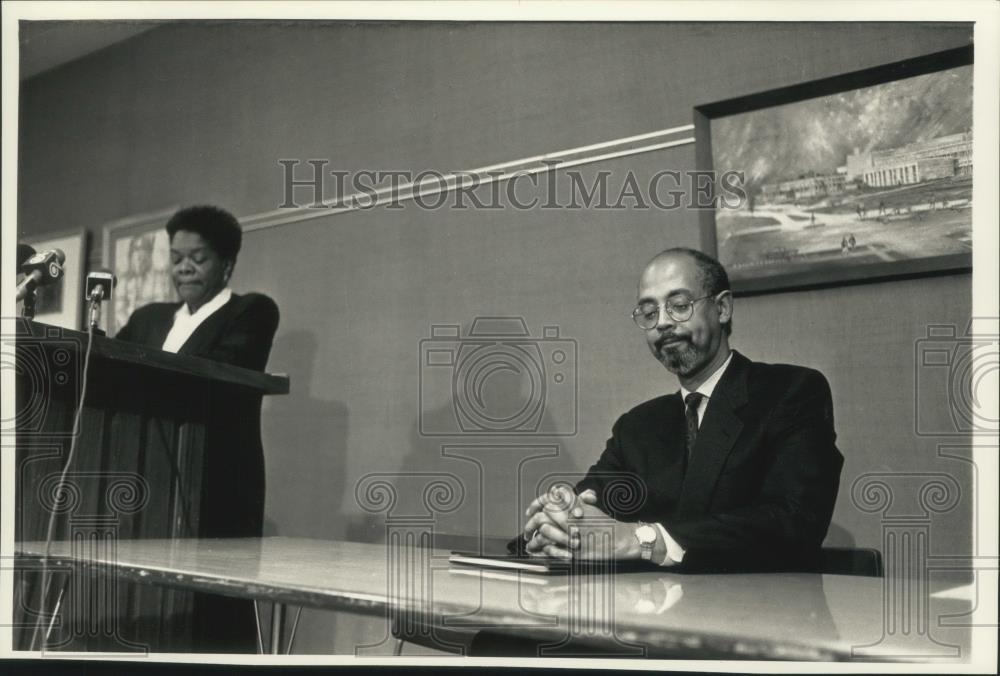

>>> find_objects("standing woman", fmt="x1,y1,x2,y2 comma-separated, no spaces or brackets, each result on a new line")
117,205,279,652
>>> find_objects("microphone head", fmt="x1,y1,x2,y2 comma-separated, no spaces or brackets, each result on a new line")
15,247,65,301
21,248,65,283
17,243,37,267
88,268,118,287
85,269,116,302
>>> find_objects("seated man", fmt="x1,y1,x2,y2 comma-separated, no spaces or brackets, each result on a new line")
520,247,843,572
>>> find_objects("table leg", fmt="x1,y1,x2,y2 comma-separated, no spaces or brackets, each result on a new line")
30,567,69,651
285,606,303,654
43,580,67,644
270,602,285,654
252,601,264,653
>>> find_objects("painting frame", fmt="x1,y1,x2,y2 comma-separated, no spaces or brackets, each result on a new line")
24,228,88,330
102,206,179,335
694,45,974,296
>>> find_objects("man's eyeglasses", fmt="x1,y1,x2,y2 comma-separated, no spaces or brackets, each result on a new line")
630,294,718,329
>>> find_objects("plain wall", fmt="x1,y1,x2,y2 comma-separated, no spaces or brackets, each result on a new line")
17,21,975,654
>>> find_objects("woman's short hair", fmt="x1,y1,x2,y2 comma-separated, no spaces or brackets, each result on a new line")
166,206,242,262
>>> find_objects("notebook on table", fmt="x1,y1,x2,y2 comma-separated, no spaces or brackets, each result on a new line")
448,536,657,575
448,550,574,574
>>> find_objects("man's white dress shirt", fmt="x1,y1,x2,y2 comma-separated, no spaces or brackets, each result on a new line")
161,287,232,354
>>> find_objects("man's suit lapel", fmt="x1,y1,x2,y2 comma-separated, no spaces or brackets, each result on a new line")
677,351,749,516
654,392,688,493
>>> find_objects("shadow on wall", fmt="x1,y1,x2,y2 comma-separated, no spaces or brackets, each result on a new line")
262,330,350,539
349,318,585,544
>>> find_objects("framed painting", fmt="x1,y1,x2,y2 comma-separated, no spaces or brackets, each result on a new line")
102,207,179,335
24,229,88,330
694,46,973,295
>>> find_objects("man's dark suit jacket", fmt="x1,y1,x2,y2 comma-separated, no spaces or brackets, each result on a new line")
116,292,279,652
575,351,843,573
116,292,279,538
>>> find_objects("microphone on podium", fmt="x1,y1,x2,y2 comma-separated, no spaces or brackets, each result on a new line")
16,248,66,302
85,270,117,333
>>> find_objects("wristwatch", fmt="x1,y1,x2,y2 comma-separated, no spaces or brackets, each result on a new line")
634,523,657,561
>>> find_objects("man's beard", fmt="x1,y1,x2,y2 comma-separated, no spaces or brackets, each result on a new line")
656,337,706,376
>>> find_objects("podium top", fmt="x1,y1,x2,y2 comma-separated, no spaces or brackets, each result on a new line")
17,320,289,395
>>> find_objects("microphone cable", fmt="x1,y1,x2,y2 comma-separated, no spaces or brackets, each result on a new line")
29,317,96,651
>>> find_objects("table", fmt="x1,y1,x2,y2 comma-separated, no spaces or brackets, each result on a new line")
16,537,974,661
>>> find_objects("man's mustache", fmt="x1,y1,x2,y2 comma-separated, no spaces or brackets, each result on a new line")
655,333,690,350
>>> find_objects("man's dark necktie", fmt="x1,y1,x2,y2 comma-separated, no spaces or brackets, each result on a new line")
684,392,705,466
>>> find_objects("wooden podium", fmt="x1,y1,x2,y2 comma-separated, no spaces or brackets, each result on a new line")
11,318,289,652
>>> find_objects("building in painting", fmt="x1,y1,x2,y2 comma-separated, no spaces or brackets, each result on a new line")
845,131,972,188
758,172,849,204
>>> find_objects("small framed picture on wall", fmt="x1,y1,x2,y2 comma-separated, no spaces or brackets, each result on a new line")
102,207,179,336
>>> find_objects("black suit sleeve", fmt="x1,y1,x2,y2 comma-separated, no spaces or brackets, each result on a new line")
575,416,647,518
203,294,280,371
666,370,842,561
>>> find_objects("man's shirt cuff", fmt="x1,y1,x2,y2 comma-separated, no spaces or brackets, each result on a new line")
653,522,686,566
